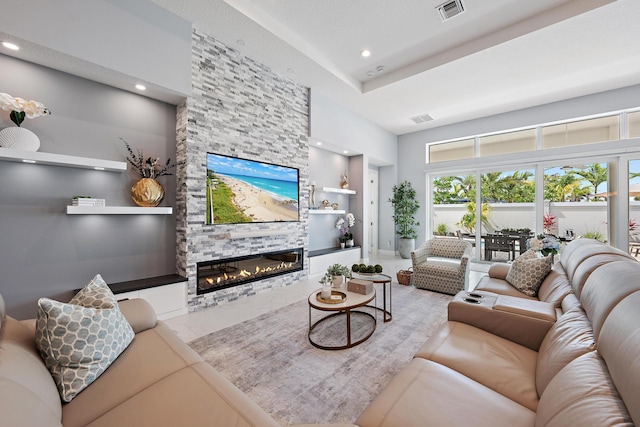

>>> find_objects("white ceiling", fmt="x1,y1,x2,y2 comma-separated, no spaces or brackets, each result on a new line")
148,0,640,135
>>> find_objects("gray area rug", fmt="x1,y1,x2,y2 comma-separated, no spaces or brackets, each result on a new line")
189,284,452,425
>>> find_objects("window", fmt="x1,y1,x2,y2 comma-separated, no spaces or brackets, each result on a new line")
542,116,619,149
629,111,640,139
429,138,474,163
479,129,536,157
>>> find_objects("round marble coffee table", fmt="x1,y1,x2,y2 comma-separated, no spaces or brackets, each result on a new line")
308,288,376,350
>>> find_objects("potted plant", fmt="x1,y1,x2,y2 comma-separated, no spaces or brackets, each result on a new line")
321,263,352,287
389,181,420,259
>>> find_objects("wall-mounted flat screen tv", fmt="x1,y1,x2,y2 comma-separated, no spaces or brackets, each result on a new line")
206,152,299,224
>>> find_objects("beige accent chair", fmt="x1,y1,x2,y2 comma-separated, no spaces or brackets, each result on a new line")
411,238,472,295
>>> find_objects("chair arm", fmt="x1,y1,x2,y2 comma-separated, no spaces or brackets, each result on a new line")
488,262,511,279
411,242,430,266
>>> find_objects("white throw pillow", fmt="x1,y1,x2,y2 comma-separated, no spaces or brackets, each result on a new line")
506,250,553,297
35,274,134,402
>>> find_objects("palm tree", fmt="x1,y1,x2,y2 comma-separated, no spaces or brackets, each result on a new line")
481,172,503,202
453,175,475,201
575,164,607,199
556,172,579,202
457,202,490,233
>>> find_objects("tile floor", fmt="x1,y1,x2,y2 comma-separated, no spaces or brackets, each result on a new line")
165,252,489,342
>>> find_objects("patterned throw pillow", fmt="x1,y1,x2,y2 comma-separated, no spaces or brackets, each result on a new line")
35,274,134,402
505,250,553,297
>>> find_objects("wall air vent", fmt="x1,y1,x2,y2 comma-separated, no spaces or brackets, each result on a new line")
410,114,434,124
437,0,465,21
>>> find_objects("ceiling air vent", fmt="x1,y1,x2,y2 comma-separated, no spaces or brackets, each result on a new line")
437,0,465,21
410,113,434,124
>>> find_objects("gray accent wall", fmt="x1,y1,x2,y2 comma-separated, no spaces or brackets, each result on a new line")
0,54,177,319
177,28,309,311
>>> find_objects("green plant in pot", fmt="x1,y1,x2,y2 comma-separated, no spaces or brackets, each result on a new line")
320,263,353,287
434,223,449,236
389,180,420,259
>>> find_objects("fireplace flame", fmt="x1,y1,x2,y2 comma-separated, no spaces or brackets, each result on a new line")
202,258,299,288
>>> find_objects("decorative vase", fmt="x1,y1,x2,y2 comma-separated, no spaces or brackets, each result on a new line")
346,239,354,247
131,178,164,207
0,127,40,151
340,241,345,249
331,275,344,288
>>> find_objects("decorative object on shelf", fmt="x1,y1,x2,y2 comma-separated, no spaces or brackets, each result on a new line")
320,263,353,288
0,92,51,151
131,178,165,207
389,180,420,259
121,138,177,207
336,212,355,246
341,170,349,189
72,196,106,207
310,181,316,208
321,199,331,210
331,202,339,210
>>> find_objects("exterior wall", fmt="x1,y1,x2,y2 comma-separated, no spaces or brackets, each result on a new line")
432,202,630,241
177,28,309,311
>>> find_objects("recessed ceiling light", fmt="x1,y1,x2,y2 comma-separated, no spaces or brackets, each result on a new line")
94,167,105,171
360,49,371,58
287,68,295,73
2,42,19,51
343,150,349,154
135,84,146,91
316,142,322,146
377,66,385,73
366,71,374,78
237,39,246,46
22,159,36,164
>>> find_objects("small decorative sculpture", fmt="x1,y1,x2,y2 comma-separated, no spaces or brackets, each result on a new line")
322,199,331,209
310,182,316,208
332,203,339,210
341,170,349,189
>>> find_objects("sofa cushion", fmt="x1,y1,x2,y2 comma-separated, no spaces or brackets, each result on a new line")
536,264,572,307
356,358,535,427
415,321,539,411
35,274,135,402
536,306,596,395
535,352,632,427
505,250,553,297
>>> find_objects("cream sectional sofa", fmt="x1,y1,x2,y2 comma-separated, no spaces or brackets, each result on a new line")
355,238,640,426
0,296,352,427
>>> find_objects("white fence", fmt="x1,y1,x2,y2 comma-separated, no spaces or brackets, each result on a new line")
433,202,640,240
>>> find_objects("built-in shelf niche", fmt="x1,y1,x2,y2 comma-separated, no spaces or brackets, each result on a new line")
0,147,127,171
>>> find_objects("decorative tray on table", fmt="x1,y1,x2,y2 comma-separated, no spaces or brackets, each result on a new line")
316,290,347,304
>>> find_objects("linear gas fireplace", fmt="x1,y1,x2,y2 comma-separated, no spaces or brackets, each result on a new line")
197,248,304,295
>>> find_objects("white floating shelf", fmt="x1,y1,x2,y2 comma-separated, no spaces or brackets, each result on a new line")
225,230,290,239
66,206,173,215
321,187,356,195
309,209,346,215
0,147,126,172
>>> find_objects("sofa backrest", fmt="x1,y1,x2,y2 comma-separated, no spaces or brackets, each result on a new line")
560,239,633,296
536,263,572,307
426,238,471,259
535,261,640,426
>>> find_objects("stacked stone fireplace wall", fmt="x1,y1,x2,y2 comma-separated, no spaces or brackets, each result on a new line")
176,27,309,311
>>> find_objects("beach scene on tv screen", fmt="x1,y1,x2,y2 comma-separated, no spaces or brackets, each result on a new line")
206,153,299,224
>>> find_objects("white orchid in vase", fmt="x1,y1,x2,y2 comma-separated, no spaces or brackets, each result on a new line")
0,93,50,127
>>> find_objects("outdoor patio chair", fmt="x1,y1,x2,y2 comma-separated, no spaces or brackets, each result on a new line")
484,233,517,261
411,238,472,295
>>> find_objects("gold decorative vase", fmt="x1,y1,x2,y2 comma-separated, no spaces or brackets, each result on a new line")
131,178,164,207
